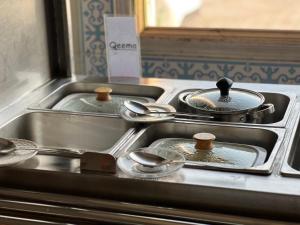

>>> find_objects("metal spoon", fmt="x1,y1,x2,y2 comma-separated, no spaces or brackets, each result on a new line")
124,100,213,119
129,151,184,167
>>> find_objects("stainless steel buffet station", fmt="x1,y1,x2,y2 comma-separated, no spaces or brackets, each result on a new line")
1,1,300,224
0,76,299,224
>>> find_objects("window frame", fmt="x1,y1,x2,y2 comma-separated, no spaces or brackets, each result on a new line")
134,0,300,62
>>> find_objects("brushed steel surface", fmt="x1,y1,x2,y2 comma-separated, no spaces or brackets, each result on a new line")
0,187,298,225
0,199,206,225
0,112,136,156
0,0,51,111
0,77,300,222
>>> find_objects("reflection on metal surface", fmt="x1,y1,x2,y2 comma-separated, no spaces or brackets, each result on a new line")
16,155,80,173
0,112,136,155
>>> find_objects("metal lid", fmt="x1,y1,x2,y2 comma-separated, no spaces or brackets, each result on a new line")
185,77,265,113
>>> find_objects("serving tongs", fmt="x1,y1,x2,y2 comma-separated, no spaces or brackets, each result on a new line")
0,138,116,174
0,138,85,157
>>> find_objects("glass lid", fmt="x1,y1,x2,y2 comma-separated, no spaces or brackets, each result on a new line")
53,93,154,114
148,133,267,168
52,86,155,114
185,77,265,112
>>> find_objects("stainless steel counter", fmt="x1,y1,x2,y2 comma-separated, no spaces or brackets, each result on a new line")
0,76,300,224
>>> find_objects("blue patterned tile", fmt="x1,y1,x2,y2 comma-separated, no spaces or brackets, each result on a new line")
82,0,113,77
142,56,300,84
80,1,300,84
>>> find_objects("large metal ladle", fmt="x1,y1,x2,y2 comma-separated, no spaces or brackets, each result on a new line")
124,100,213,119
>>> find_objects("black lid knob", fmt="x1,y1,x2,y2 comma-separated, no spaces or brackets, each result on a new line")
216,77,233,96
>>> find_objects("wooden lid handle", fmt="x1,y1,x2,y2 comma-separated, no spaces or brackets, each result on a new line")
94,87,112,101
193,133,216,151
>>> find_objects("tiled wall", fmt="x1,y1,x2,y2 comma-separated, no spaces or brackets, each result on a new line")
82,0,114,77
142,57,300,84
81,0,300,84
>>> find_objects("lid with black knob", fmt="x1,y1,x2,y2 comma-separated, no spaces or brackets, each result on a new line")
185,77,265,113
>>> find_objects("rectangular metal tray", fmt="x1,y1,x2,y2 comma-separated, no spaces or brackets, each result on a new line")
281,104,300,177
166,89,296,127
118,121,285,174
29,81,166,114
0,112,136,156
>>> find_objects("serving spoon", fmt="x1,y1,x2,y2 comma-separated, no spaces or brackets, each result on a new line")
129,150,185,167
124,100,213,119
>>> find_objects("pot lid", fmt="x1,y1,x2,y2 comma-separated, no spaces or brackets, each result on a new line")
185,77,265,112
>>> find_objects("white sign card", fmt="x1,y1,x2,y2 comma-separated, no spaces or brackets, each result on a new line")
104,15,141,80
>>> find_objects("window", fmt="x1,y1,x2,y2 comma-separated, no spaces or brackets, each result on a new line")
144,0,300,30
135,0,300,62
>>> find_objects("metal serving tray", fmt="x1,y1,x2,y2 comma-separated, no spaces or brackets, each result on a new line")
0,111,136,157
118,121,285,174
166,89,295,127
29,82,166,115
148,138,267,168
281,104,300,177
